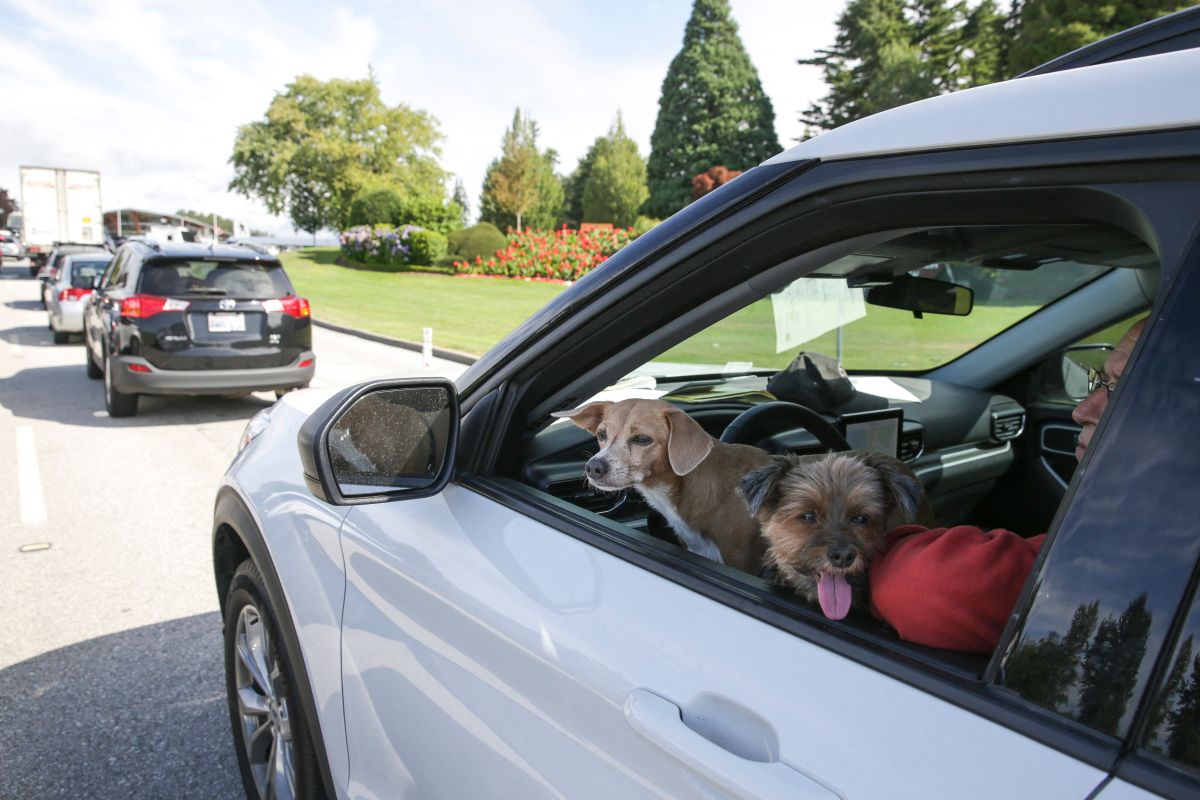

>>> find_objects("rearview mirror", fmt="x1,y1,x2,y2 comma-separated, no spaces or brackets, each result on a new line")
865,276,973,317
297,378,459,505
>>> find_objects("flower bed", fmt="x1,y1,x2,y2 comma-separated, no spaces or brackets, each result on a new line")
452,225,635,281
339,224,417,265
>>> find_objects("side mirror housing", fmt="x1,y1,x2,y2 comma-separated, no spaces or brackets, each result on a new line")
297,378,459,505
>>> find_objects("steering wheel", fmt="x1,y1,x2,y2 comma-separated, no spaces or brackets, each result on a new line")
720,401,852,453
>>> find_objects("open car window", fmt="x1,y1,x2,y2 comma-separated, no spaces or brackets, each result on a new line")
526,218,1160,666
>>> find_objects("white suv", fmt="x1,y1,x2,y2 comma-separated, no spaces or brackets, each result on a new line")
214,30,1200,800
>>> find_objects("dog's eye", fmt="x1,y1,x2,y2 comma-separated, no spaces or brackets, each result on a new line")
852,515,869,526
596,430,607,442
798,511,817,523
629,434,653,446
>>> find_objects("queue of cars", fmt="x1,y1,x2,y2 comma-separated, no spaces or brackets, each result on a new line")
211,14,1200,800
24,236,314,417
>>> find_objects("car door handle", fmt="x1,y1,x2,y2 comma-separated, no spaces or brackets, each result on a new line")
624,689,839,800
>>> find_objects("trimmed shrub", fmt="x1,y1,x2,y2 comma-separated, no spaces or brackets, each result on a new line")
633,216,661,237
447,222,508,262
408,229,448,265
397,196,465,235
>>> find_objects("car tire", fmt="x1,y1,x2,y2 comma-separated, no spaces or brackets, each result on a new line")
224,559,327,800
274,384,309,399
85,338,102,379
52,329,68,344
103,352,138,417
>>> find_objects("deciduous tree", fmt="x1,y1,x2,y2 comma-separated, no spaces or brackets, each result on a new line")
229,74,447,235
480,110,563,231
646,0,780,218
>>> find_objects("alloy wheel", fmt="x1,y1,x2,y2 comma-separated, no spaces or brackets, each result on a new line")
233,604,298,800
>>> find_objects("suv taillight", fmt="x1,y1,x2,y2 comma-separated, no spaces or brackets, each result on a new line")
58,287,92,301
120,294,190,318
262,297,310,318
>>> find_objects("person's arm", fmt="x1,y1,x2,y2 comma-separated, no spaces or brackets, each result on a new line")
869,525,1046,654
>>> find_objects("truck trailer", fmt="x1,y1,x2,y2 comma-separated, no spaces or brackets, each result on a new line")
19,166,104,273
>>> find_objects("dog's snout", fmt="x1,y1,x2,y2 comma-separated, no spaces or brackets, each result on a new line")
585,456,609,480
827,541,858,569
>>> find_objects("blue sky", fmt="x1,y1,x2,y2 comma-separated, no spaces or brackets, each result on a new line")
0,0,845,234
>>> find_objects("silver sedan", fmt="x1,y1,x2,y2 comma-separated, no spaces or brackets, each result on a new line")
47,252,112,343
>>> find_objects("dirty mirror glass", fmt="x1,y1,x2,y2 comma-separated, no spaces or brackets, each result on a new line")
328,387,451,496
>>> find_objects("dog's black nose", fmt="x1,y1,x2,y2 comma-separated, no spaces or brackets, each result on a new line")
586,457,609,479
827,542,857,569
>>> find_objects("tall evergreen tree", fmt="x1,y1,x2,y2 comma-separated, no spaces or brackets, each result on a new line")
1078,593,1153,734
479,110,563,231
582,114,650,228
645,0,780,218
1007,0,1192,75
801,0,1005,132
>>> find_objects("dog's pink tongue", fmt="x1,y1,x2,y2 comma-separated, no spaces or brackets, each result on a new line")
817,573,852,620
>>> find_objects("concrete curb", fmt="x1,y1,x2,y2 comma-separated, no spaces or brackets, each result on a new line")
313,318,479,366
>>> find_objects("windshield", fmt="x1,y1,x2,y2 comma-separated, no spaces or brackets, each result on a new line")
646,223,1153,375
68,259,110,288
138,259,291,299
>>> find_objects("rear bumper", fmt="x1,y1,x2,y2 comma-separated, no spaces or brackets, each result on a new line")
110,352,315,395
49,302,85,332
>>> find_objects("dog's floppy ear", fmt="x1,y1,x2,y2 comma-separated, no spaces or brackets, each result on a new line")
550,401,611,434
739,456,790,517
664,408,714,475
858,451,925,528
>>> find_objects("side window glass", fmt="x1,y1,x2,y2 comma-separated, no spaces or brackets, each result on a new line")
101,252,126,289
996,245,1200,739
1141,594,1200,773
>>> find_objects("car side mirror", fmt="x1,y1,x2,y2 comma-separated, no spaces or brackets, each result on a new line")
864,276,973,317
92,275,103,289
297,378,459,505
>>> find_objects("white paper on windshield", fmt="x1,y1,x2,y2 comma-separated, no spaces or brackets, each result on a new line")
771,280,866,354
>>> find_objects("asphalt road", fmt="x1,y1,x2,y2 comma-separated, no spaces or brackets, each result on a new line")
0,259,468,799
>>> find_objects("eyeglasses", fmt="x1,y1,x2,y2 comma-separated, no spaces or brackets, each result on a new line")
1087,367,1118,394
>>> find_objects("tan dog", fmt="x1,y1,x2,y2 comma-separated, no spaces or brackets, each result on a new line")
740,451,933,620
553,398,773,572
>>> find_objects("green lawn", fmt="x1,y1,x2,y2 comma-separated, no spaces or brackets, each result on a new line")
280,247,566,356
282,246,1077,370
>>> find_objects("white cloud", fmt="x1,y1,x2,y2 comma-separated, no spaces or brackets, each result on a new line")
0,0,844,233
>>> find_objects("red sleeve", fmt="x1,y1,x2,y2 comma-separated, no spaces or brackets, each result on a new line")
869,525,1046,655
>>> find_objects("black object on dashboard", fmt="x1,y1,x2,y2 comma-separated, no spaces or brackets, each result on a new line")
767,352,887,414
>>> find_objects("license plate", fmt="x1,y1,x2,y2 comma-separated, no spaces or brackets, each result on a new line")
207,312,246,333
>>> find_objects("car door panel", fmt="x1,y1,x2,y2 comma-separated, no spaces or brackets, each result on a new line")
339,484,1108,799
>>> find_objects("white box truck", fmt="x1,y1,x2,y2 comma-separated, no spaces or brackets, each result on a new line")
19,166,104,273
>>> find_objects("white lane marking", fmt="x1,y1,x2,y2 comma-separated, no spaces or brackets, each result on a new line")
16,426,48,526
8,339,22,357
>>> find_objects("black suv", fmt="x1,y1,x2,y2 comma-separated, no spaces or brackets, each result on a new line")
84,238,314,417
